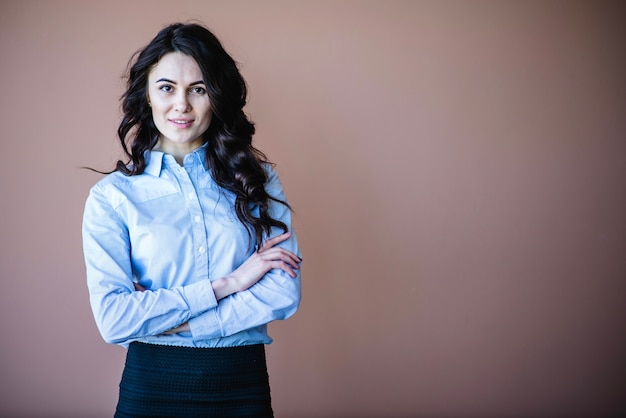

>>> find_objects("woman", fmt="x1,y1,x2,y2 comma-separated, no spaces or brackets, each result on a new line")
82,22,301,417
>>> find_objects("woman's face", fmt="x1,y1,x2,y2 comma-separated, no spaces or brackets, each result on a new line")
147,52,212,156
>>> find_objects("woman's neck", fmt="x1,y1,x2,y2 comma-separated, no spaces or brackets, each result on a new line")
154,138,204,165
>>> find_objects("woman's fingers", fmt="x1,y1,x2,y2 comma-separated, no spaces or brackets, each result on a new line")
258,247,301,269
258,231,291,252
226,234,301,293
270,254,300,277
256,232,301,274
272,260,297,277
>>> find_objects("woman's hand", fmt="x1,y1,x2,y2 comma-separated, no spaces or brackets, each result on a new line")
133,282,146,292
212,232,301,300
162,322,190,334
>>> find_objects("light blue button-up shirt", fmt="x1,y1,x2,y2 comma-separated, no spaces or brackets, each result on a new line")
82,145,301,348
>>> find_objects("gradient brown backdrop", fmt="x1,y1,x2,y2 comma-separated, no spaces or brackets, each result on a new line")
1,1,625,417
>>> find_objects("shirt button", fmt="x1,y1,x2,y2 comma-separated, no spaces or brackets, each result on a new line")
187,192,195,200
194,215,201,223
198,246,206,254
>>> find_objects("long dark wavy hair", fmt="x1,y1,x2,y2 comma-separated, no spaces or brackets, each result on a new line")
116,22,288,248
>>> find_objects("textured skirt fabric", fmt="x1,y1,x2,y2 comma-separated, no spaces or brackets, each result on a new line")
114,342,273,418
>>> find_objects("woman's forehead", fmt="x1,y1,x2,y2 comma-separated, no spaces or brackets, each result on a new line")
149,52,203,81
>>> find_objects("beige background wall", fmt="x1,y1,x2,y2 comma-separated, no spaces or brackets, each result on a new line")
1,1,624,417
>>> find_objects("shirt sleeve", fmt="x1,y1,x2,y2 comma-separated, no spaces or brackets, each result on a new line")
82,183,218,345
187,166,302,341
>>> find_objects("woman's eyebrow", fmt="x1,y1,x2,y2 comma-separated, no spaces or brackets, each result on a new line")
155,78,205,85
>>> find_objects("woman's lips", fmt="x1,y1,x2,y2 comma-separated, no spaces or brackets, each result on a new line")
169,118,193,128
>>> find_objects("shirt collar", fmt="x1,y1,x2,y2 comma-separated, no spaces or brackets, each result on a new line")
143,143,209,177
144,150,165,177
192,143,210,171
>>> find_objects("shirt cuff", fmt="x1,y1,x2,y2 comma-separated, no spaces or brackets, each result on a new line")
188,309,223,341
182,279,218,316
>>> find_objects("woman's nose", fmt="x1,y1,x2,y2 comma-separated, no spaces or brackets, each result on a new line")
174,92,191,112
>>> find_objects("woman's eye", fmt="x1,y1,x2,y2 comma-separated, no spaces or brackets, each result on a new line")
159,85,173,93
191,86,207,94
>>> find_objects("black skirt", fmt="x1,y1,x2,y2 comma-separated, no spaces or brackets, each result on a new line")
115,342,273,418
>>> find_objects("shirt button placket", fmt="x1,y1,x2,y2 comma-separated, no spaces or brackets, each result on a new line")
177,165,209,274
186,192,206,258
